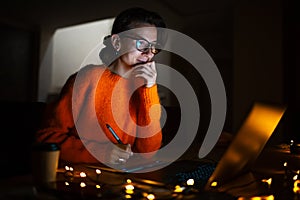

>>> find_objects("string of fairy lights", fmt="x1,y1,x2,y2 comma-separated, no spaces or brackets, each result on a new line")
59,162,300,200
61,165,198,199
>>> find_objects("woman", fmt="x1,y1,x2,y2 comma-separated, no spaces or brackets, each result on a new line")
36,7,166,165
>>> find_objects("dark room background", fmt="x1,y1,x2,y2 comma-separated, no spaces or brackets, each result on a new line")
0,0,299,145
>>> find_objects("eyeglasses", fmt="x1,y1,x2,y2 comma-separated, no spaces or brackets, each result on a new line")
122,35,161,55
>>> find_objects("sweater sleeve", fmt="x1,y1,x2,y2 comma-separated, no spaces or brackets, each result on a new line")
132,84,163,154
35,73,109,164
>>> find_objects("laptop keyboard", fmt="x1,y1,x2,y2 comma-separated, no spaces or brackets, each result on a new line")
167,161,217,187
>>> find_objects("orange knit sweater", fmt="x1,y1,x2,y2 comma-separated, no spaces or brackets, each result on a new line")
36,65,162,163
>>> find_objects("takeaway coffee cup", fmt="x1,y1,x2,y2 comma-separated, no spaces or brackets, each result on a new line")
32,143,60,183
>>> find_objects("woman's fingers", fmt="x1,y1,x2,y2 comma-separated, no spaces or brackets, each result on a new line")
109,144,133,164
132,61,157,87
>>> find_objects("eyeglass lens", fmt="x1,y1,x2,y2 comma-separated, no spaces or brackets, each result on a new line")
123,35,161,54
136,40,159,54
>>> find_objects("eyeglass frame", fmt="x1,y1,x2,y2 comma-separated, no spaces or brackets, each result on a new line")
121,35,162,55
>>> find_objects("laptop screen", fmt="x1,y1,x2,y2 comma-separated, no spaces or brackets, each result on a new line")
206,102,286,187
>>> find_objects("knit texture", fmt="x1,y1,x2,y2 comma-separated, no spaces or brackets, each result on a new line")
36,65,162,163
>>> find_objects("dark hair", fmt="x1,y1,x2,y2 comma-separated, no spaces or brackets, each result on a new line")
99,7,166,66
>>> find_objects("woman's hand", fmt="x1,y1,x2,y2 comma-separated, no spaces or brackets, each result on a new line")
108,144,133,164
132,61,157,87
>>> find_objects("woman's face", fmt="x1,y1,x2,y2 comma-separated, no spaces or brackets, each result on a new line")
118,25,158,67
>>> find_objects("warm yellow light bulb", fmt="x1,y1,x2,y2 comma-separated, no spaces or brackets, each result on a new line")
294,180,300,194
211,181,218,187
174,185,184,193
186,178,194,186
80,172,87,177
293,175,298,181
252,196,274,200
238,195,274,200
80,182,86,188
126,179,132,183
262,178,272,188
125,189,134,194
125,184,134,190
147,193,155,200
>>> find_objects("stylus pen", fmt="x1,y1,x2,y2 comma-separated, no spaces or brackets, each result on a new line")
106,124,124,144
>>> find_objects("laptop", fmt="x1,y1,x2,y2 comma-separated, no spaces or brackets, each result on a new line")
129,102,285,186
87,102,286,191
205,102,286,188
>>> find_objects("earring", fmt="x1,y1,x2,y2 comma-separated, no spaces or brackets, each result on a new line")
115,50,119,56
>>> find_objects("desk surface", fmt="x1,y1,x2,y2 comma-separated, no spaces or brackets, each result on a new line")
0,169,236,200
0,145,299,200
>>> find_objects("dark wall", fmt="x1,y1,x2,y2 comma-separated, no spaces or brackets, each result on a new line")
283,0,300,142
232,0,284,132
0,0,298,143
0,23,39,102
0,101,46,178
